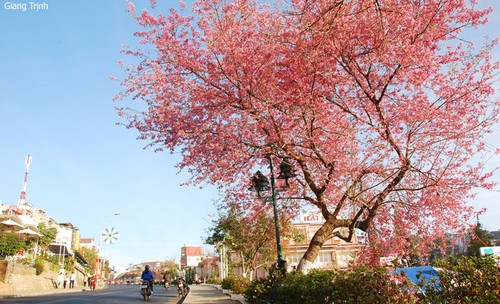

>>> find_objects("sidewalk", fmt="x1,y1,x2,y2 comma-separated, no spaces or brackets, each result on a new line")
0,287,86,299
184,284,247,304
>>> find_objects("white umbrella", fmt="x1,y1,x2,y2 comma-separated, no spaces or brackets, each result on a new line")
17,227,42,237
1,219,25,229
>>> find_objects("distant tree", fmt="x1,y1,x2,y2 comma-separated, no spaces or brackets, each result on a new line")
184,266,196,283
37,222,57,252
161,258,179,280
206,201,299,278
117,0,499,273
79,246,98,274
428,234,467,264
466,222,493,257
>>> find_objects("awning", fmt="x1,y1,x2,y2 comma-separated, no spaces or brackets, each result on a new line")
74,251,89,267
48,244,74,256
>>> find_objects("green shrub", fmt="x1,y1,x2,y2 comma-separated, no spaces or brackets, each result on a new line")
245,256,500,303
221,275,250,293
230,275,250,294
276,270,336,304
33,259,45,275
207,277,222,285
245,267,288,304
245,274,282,304
221,276,235,290
423,255,500,304
330,266,417,304
245,266,417,304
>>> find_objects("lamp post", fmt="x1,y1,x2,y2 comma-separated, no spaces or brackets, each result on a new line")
249,157,296,270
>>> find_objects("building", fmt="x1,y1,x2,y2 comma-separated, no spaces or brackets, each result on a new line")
80,238,97,250
286,212,364,269
181,246,204,268
490,230,500,246
114,268,142,285
49,222,75,258
197,255,218,282
1,201,89,271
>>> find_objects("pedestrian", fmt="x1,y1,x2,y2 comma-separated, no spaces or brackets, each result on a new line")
90,275,96,290
70,272,76,288
63,273,68,289
57,272,64,288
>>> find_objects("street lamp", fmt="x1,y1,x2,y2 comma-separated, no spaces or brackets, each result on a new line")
249,157,295,270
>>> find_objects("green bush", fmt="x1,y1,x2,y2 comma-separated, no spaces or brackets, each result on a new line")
423,255,500,304
276,270,336,304
330,266,417,304
33,259,45,275
231,275,250,294
207,277,222,285
245,266,417,304
245,271,283,304
221,276,235,290
245,256,500,303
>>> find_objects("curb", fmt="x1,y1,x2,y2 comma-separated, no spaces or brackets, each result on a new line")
211,284,249,304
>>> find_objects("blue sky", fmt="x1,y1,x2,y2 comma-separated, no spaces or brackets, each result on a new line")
1,0,499,271
0,0,221,270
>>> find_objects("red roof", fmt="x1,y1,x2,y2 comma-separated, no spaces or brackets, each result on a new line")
184,246,203,256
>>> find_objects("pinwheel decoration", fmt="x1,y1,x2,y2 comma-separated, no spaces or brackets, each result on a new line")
101,227,119,244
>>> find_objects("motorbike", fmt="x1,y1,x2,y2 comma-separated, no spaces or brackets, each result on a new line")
140,280,152,301
177,280,189,297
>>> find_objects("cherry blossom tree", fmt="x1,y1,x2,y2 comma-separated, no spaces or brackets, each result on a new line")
115,0,499,272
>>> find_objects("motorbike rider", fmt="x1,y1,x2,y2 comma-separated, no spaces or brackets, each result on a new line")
163,273,170,288
177,276,189,294
141,265,155,293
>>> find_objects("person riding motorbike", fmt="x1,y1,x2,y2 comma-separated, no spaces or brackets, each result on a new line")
177,276,189,295
141,265,154,294
163,273,170,288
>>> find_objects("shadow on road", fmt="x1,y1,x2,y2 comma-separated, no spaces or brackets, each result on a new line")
175,291,188,304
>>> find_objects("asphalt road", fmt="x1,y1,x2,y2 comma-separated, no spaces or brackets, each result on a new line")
1,285,185,304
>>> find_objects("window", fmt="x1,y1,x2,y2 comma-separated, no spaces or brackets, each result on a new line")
315,252,332,263
288,253,303,263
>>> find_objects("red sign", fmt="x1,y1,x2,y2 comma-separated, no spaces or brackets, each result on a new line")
301,211,324,223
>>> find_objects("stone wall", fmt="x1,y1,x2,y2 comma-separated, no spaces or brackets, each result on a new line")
0,260,88,292
0,260,58,292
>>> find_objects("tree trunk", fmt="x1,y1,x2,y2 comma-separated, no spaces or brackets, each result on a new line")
296,216,337,274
